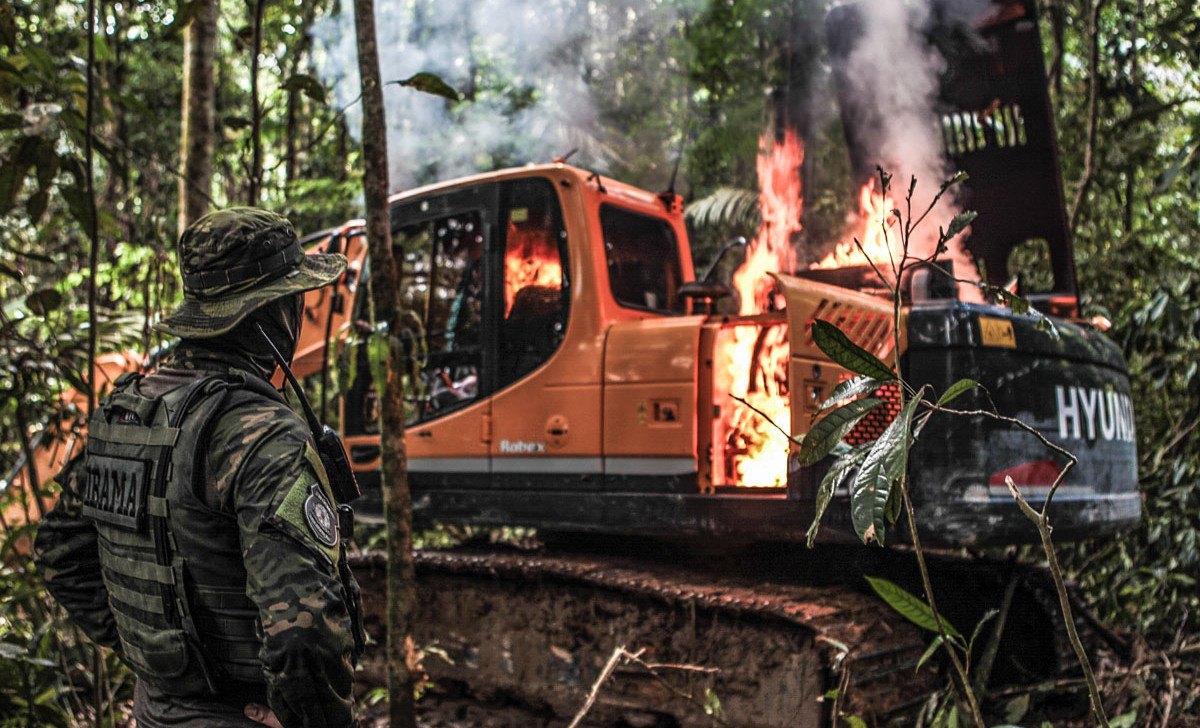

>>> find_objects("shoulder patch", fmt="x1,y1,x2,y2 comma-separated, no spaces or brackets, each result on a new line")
303,483,339,548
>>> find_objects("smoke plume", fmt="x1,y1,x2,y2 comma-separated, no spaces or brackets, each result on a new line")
834,0,993,271
310,0,698,191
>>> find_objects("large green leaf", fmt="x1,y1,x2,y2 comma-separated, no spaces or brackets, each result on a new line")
392,72,460,102
937,378,978,406
806,441,872,547
819,375,890,410
865,576,963,640
283,73,328,104
796,397,881,466
811,319,895,380
850,393,922,544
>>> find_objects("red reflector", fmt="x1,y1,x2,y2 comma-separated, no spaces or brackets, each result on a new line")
989,460,1061,488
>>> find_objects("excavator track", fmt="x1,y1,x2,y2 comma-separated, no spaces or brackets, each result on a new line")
352,546,940,727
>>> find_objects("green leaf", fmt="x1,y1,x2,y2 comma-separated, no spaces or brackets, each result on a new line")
93,32,113,62
968,608,999,652
883,477,903,524
1109,711,1137,728
939,170,969,192
844,716,867,728
937,378,978,406
811,319,895,380
915,635,943,671
393,72,460,101
797,397,882,466
283,73,328,104
23,46,55,77
25,288,63,316
865,576,963,640
807,441,872,547
820,375,890,410
25,189,49,221
1003,693,1030,725
944,210,977,239
702,688,723,717
110,91,157,122
61,184,94,232
850,393,922,544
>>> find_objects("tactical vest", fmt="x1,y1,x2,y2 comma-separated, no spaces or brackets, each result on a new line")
81,368,311,697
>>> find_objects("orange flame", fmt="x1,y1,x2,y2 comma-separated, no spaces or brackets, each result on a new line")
714,131,803,487
811,178,900,271
810,177,983,301
504,223,562,316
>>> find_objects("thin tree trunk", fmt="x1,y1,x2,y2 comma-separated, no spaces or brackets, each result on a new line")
178,0,216,231
285,1,320,187
352,1,416,726
85,0,99,417
248,0,266,205
1068,0,1106,232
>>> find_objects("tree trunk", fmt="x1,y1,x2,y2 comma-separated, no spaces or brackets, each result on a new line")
284,1,320,188
352,1,417,726
178,0,216,231
247,0,266,205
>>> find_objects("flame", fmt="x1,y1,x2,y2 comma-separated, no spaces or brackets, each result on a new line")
811,178,900,270
810,177,983,301
504,222,562,316
713,131,803,487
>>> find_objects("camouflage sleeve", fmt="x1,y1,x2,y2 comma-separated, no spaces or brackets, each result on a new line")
211,402,355,728
33,454,122,652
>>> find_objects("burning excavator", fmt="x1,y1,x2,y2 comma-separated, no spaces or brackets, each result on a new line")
278,0,1136,547
13,0,1138,549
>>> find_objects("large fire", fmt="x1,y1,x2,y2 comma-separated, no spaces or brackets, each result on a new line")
713,131,803,487
811,172,983,301
714,130,982,487
811,178,899,271
504,221,562,316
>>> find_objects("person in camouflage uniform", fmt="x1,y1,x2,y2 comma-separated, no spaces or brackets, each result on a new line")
35,208,360,728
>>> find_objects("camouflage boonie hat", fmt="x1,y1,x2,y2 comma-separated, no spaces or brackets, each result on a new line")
156,208,346,338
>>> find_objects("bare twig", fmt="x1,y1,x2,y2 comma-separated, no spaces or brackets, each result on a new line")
1158,654,1174,728
567,645,631,728
1007,477,1109,728
568,646,728,728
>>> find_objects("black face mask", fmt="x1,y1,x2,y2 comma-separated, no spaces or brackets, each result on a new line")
196,293,305,378
250,291,305,366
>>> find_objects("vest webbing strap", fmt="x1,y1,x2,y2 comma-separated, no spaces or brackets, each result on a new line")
209,643,261,664
194,616,259,643
106,579,166,615
105,390,161,424
90,420,180,447
99,526,156,550
99,545,175,585
147,496,169,518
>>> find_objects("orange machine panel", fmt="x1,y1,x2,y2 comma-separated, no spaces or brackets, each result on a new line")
602,316,702,464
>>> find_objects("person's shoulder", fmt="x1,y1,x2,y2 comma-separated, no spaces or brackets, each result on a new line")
211,382,308,444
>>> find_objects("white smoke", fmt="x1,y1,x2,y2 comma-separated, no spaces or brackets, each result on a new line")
837,0,993,270
310,0,699,191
